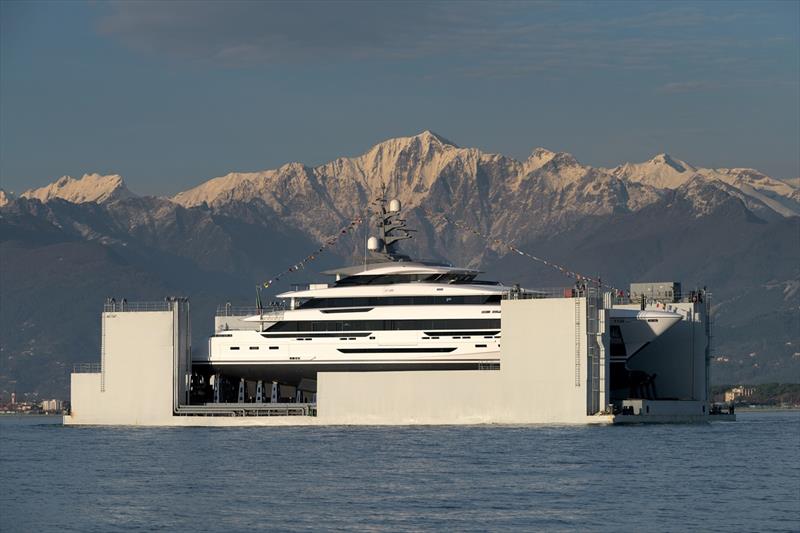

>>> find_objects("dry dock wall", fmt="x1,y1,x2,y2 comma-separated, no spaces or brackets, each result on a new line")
66,301,190,426
319,298,608,424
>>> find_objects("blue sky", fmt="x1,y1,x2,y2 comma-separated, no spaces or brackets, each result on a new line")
1,0,798,195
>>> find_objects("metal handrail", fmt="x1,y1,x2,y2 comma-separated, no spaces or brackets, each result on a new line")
501,287,711,305
216,304,286,317
103,301,172,312
175,403,316,417
608,292,711,306
73,363,101,373
502,287,578,300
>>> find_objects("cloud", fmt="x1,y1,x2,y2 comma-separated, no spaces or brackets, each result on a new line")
96,0,475,65
658,81,719,94
94,0,795,80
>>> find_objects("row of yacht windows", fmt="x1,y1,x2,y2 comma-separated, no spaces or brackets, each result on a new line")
334,273,499,287
298,295,502,309
266,318,501,332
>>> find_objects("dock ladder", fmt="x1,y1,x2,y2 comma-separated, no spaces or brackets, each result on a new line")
586,288,601,414
574,297,581,386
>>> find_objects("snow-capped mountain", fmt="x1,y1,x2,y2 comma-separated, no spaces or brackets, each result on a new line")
170,132,797,219
20,173,135,204
165,131,798,261
16,132,797,225
608,153,800,218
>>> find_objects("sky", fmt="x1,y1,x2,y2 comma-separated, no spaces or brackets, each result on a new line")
1,0,798,196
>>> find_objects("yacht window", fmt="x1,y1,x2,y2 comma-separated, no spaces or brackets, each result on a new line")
299,295,501,309
266,318,501,332
333,273,497,287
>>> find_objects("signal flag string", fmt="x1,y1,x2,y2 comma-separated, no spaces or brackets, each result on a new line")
426,209,620,293
262,216,363,289
259,207,619,293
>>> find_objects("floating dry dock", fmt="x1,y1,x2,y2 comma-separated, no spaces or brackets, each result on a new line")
65,286,734,426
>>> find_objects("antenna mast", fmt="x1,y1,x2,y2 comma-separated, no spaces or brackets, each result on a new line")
366,182,415,262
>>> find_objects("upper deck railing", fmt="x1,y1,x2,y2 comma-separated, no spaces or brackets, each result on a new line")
503,286,709,306
73,363,101,373
502,287,576,300
103,300,172,313
216,304,286,318
214,287,708,316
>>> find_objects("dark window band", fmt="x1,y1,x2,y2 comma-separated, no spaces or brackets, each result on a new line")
337,348,457,354
333,273,500,287
319,308,374,314
266,318,501,333
261,332,373,339
300,295,501,309
424,330,500,336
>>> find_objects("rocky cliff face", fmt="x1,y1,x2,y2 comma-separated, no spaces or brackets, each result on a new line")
1,131,798,397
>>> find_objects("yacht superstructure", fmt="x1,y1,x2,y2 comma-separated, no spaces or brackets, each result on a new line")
195,188,682,382
204,262,506,379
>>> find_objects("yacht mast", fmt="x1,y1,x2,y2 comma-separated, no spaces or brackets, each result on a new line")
367,183,415,262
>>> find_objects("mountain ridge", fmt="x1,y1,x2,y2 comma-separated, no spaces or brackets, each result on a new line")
20,173,135,205
13,132,798,222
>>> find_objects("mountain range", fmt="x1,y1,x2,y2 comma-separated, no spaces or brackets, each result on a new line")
1,131,798,399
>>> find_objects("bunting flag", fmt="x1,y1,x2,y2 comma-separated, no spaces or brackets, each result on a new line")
263,216,363,288
426,209,620,292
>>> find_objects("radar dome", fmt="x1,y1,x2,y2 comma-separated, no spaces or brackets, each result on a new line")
367,236,381,251
388,199,401,212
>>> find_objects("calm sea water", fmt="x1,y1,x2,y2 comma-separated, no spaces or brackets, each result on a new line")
1,411,798,532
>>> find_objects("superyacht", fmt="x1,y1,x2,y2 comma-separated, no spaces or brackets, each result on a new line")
197,190,680,381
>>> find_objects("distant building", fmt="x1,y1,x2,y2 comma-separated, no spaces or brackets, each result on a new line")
725,386,755,403
40,399,63,412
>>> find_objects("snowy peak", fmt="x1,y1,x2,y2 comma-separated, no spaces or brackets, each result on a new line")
520,149,588,190
417,130,457,147
610,153,697,189
356,131,462,185
608,153,800,217
650,153,692,173
523,148,584,178
21,173,135,204
701,167,800,217
546,151,581,169
400,129,457,148
171,170,276,208
525,147,557,171
0,189,14,207
363,130,458,162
